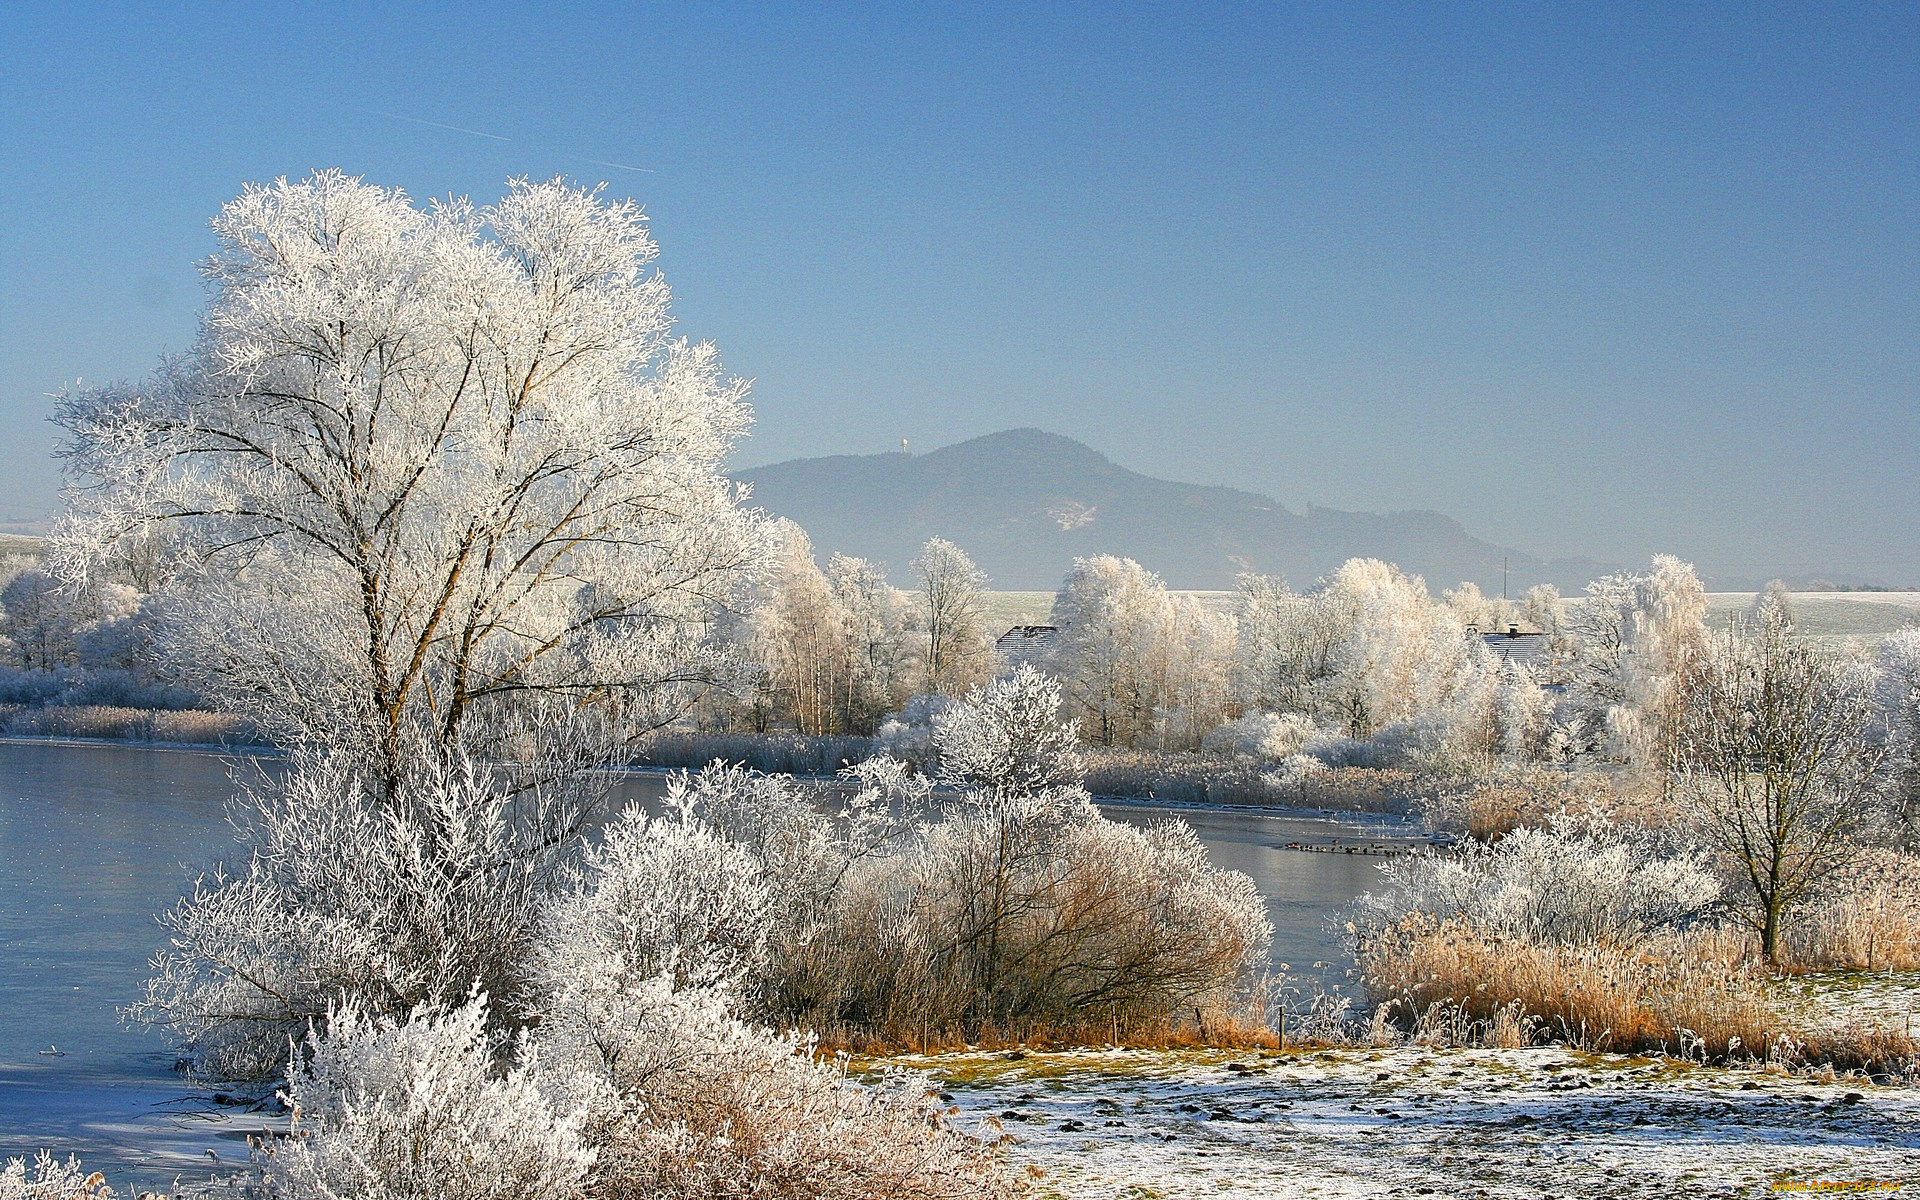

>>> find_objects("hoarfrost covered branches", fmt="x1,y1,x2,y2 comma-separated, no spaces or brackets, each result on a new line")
136,750,579,1079
912,537,993,698
53,170,767,795
270,993,593,1200
1357,819,1720,951
0,1154,113,1200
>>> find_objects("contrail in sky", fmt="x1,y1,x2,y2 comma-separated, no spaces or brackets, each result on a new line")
585,159,655,174
368,109,511,141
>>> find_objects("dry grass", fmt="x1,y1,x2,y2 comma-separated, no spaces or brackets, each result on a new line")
1415,767,1682,840
813,1005,1282,1058
1358,915,1917,1073
0,704,265,745
1785,849,1920,971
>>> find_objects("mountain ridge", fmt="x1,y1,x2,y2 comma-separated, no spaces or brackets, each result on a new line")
735,428,1616,593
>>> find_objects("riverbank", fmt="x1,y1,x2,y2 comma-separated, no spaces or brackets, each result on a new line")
877,1045,1920,1198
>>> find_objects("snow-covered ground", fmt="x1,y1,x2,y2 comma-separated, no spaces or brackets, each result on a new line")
878,1046,1920,1198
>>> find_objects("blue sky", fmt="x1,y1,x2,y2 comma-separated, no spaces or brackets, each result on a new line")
2,2,1915,585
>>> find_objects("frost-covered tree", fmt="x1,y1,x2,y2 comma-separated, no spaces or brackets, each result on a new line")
1442,580,1519,633
911,537,992,696
1046,554,1234,748
825,552,917,727
1236,559,1476,742
1564,555,1708,769
53,171,766,798
1679,604,1888,963
0,569,139,672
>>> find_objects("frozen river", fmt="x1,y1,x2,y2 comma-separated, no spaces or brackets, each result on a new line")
0,739,1423,1189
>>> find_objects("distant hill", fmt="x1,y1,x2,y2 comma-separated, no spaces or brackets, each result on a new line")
735,429,1614,592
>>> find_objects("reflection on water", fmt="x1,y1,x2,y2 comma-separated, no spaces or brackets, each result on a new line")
0,741,1420,1187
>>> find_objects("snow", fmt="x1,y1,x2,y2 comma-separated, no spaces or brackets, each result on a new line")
874,1046,1920,1198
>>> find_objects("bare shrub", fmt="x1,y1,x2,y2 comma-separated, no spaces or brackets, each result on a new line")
711,668,1275,1046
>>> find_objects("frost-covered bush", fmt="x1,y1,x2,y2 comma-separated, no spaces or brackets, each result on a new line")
268,993,592,1200
0,1154,113,1200
1357,818,1718,949
531,807,1015,1200
533,971,1012,1200
734,667,1272,1039
542,803,770,994
870,691,956,771
137,751,577,1079
1202,711,1319,761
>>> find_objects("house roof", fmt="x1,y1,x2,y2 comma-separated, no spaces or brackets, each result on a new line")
995,625,1059,666
1477,626,1551,670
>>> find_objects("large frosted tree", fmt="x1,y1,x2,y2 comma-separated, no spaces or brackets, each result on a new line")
53,171,766,797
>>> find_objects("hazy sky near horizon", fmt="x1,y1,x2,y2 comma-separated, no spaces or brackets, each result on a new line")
2,3,1915,586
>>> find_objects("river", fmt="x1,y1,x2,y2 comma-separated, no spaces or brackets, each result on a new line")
0,739,1423,1189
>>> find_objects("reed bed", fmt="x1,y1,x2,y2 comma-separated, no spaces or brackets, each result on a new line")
0,704,265,746
1358,915,1917,1073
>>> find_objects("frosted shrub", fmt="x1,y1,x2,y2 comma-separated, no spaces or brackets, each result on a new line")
531,806,1016,1200
137,751,576,1079
1359,818,1719,950
870,692,956,771
777,668,1271,1040
1202,711,1318,762
542,804,770,994
268,993,592,1200
0,1154,112,1200
535,974,1012,1200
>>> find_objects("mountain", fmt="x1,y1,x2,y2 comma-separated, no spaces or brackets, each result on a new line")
734,428,1615,593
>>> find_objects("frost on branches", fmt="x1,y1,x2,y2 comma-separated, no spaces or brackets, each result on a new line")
53,170,767,796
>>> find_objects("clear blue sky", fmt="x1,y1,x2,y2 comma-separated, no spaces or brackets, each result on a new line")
2,2,1915,586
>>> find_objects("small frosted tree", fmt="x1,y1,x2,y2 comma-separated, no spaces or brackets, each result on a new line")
53,170,766,799
911,536,992,696
1679,604,1887,964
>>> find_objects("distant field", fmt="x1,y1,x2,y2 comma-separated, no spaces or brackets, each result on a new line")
975,588,1920,643
1703,591,1920,641
0,534,43,560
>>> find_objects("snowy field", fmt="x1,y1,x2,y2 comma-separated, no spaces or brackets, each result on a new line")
882,1046,1920,1198
981,590,1920,645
